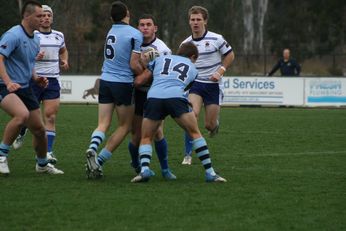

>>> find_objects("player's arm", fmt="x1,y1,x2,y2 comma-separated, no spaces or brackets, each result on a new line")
130,51,145,75
210,51,235,82
0,54,21,92
134,69,152,87
59,46,69,70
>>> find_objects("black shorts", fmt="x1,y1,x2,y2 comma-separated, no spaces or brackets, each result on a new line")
189,81,223,105
134,89,148,116
144,98,192,121
0,84,40,111
98,80,134,106
31,78,60,102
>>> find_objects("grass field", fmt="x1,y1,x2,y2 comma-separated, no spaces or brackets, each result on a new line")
0,105,345,230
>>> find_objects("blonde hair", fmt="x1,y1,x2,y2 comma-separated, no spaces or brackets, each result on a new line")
188,5,209,20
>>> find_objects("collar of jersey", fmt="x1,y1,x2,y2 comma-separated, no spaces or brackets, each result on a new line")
39,30,53,35
20,24,34,39
192,30,208,41
114,21,128,25
142,37,157,47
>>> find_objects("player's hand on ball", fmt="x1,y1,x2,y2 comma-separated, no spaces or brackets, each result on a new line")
142,47,159,62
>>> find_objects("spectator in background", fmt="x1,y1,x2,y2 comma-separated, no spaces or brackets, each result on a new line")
268,48,301,76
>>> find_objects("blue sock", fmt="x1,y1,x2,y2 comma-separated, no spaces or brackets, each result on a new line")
89,130,105,152
46,130,56,153
184,132,193,156
36,156,48,167
192,137,216,176
97,148,112,166
139,144,152,173
0,142,10,157
155,138,168,170
128,142,139,169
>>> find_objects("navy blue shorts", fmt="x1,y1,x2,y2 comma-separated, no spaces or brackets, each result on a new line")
0,84,39,111
32,78,60,102
144,98,192,121
98,80,134,106
134,89,148,116
189,81,223,105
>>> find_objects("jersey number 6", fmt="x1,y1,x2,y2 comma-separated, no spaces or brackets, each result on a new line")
105,35,116,59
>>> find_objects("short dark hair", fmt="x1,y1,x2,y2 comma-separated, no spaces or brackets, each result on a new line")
188,5,209,21
111,1,128,22
138,14,157,25
21,0,42,18
177,42,199,60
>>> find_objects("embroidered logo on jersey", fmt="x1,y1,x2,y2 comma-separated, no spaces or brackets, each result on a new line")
55,36,59,41
23,41,27,48
205,41,210,47
0,44,7,49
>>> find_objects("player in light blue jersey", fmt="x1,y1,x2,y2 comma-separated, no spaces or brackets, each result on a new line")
85,1,144,179
12,5,69,165
131,42,227,183
0,1,63,175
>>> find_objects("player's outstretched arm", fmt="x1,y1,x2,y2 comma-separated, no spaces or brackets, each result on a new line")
134,69,152,88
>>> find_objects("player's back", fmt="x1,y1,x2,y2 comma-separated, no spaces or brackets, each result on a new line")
101,23,142,83
148,55,198,99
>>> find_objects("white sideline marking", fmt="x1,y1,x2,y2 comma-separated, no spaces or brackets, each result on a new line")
239,150,346,157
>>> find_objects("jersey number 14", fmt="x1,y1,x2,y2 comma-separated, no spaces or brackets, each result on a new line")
160,58,190,82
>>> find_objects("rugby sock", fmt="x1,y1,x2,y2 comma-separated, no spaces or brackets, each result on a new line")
0,142,10,157
128,142,139,169
46,130,56,153
19,127,27,136
89,130,105,152
155,138,168,170
184,132,193,156
192,137,216,176
97,148,112,166
139,144,152,173
36,156,48,167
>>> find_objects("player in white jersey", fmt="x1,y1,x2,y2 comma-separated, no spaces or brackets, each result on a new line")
12,5,69,165
128,14,176,180
181,6,235,165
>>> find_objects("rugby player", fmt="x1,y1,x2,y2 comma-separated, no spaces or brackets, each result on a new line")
131,42,227,183
181,6,235,165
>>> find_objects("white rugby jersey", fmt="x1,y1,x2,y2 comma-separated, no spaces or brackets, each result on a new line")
181,31,232,84
138,37,171,91
34,29,65,78
141,37,171,55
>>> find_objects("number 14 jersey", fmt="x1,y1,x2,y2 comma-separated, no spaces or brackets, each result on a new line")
147,55,198,99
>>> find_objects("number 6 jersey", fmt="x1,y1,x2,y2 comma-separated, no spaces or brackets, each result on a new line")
101,22,143,83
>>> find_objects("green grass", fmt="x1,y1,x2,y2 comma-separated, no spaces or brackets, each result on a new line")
1,105,346,230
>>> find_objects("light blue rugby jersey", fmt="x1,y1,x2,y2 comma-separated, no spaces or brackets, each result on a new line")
101,22,143,83
0,25,40,88
147,55,198,99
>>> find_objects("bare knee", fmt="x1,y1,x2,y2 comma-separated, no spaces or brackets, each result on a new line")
31,125,46,138
13,111,30,126
205,120,218,131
